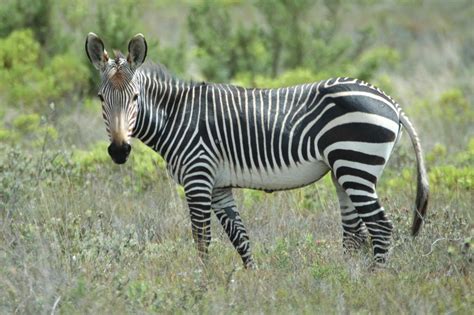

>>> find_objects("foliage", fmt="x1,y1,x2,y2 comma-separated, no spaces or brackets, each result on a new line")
408,88,473,150
0,1,473,313
188,0,398,84
96,0,143,53
71,141,167,192
0,30,89,110
187,0,269,82
149,36,189,78
0,0,52,47
0,112,58,147
383,137,474,193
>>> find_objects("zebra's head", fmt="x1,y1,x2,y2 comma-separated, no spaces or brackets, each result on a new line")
85,33,147,164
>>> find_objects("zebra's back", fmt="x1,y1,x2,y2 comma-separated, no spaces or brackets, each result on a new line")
202,78,401,191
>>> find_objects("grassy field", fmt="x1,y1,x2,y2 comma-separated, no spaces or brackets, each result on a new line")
1,0,473,313
0,141,472,314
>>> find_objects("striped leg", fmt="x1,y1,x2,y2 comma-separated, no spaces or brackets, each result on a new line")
331,174,368,251
339,177,393,263
212,188,254,268
184,170,213,264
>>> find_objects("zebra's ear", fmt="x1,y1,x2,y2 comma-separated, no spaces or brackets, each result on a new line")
85,32,109,70
127,33,147,70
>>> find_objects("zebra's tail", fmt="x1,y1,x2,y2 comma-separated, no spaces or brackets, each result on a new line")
399,112,429,236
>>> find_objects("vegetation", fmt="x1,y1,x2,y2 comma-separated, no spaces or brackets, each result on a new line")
0,0,472,313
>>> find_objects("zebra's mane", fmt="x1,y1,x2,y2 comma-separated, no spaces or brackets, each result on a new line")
140,61,180,82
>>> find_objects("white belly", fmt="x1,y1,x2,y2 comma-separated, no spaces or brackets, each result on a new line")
214,159,330,191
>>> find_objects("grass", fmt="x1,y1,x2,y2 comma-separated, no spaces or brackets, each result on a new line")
0,152,472,314
1,1,473,313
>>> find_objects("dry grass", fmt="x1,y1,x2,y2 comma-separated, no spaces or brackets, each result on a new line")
0,162,471,314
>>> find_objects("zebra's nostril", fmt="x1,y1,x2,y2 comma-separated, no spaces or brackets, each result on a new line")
124,143,131,155
107,143,116,157
107,142,131,164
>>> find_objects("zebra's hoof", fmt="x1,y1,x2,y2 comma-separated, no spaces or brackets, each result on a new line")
343,236,369,253
244,260,258,270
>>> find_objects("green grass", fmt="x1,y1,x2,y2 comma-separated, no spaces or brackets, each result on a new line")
1,154,472,314
1,0,473,313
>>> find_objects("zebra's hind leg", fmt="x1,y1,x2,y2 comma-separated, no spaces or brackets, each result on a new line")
343,182,393,264
212,188,255,269
331,174,368,251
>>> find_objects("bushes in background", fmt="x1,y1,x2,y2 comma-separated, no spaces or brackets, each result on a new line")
187,0,399,84
0,30,89,110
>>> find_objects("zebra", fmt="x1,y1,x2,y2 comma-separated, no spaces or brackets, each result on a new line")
85,33,429,268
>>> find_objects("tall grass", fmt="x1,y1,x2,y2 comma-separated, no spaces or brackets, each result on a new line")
0,1,473,313
0,144,471,313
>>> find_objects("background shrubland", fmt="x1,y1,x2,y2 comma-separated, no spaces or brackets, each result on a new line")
0,0,472,313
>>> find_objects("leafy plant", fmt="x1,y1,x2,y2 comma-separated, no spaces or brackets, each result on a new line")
0,30,89,110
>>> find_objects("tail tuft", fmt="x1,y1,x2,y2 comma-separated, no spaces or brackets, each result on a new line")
400,112,429,236
412,172,429,236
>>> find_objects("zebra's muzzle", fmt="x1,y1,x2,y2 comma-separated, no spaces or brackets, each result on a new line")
108,142,131,164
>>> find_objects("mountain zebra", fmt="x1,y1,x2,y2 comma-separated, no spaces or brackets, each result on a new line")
86,33,429,268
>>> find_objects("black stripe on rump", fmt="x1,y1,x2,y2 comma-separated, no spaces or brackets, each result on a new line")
318,123,396,152
328,149,385,167
322,84,399,121
335,166,378,185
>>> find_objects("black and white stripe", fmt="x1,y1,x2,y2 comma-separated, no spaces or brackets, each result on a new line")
87,34,429,267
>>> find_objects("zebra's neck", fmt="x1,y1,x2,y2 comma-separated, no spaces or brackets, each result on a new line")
132,68,196,160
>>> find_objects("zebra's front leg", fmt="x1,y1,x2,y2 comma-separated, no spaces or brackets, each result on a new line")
184,178,213,264
212,188,255,269
331,174,368,252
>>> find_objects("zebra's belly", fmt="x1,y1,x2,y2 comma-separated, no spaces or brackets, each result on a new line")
214,159,330,191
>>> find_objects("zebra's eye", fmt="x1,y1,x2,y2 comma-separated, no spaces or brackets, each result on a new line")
133,94,139,102
98,94,105,102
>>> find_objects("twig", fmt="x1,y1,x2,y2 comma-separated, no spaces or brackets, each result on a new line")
423,237,462,256
51,296,61,315
225,267,237,293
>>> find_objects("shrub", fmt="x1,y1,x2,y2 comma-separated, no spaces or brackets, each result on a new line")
408,88,473,150
383,137,474,192
0,29,90,110
187,0,395,83
71,141,166,192
429,165,473,191
44,53,89,100
0,0,52,46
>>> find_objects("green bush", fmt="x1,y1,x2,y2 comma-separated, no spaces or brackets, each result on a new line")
44,53,89,99
0,112,57,146
455,138,474,166
0,29,44,106
384,137,474,192
0,0,52,46
408,88,473,150
12,113,41,132
188,0,398,84
351,46,400,81
0,29,89,110
188,0,243,82
71,141,166,192
429,165,473,191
